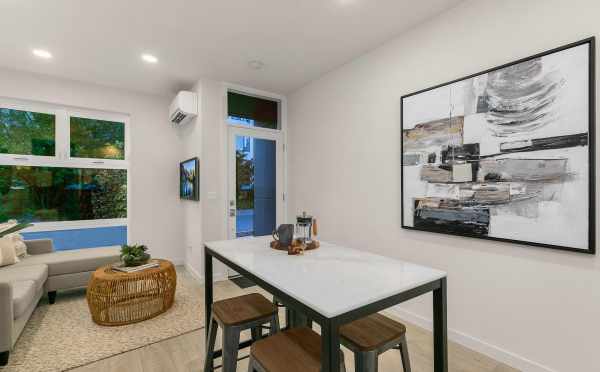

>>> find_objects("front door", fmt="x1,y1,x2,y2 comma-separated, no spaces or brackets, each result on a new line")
228,127,283,242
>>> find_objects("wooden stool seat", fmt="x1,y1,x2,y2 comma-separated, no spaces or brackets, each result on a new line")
205,293,280,372
248,327,346,372
251,327,322,372
213,293,277,326
340,313,406,351
340,314,411,372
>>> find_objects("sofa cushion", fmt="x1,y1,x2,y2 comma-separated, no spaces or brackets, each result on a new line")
12,280,37,318
13,247,120,276
0,264,48,291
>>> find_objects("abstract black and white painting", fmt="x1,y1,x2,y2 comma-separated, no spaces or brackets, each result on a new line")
401,38,595,253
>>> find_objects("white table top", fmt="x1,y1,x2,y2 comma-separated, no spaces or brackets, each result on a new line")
205,237,446,318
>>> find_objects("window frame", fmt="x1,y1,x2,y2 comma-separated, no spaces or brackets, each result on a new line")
0,97,130,231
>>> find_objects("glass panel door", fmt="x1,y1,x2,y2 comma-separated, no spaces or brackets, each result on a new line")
228,127,283,241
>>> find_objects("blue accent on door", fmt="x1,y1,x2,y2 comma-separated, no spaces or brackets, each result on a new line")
253,138,276,236
22,226,127,251
236,209,254,237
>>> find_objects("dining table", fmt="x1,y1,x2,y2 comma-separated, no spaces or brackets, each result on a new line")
204,236,448,372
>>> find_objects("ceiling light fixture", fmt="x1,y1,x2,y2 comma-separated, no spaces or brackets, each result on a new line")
248,60,264,70
141,54,158,64
32,49,52,59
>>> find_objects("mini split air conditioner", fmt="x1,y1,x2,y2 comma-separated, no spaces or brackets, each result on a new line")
169,91,198,125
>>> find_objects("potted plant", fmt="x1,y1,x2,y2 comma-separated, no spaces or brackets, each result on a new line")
120,244,151,267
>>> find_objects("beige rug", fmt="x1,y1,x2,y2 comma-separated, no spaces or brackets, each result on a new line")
1,269,204,372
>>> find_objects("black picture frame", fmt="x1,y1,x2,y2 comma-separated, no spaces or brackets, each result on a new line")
400,37,596,254
180,157,199,201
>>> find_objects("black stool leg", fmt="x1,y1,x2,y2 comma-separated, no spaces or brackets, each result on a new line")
288,309,312,328
273,296,291,329
356,350,378,372
222,326,241,372
248,355,266,372
48,291,57,304
251,327,263,341
398,335,411,372
203,317,218,372
270,313,280,335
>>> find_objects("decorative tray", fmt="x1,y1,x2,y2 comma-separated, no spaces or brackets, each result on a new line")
270,239,320,255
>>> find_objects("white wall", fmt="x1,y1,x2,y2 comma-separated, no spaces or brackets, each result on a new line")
287,1,600,371
0,68,185,264
180,79,289,282
180,78,230,281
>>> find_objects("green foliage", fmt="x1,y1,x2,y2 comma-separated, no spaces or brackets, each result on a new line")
0,166,127,223
91,169,127,218
236,150,254,210
0,108,55,156
120,244,150,267
70,117,125,160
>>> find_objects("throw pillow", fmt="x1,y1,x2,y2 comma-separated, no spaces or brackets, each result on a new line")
9,233,27,258
0,236,19,267
0,220,17,235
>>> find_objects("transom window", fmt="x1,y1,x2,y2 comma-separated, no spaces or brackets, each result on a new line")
70,116,125,160
227,91,280,130
0,108,55,156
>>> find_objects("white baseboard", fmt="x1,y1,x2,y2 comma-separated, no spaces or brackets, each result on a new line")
170,258,185,266
184,263,228,284
385,307,557,372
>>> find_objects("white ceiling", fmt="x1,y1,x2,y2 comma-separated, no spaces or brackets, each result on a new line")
0,0,463,96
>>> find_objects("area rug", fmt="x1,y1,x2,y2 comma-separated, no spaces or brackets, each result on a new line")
1,269,204,372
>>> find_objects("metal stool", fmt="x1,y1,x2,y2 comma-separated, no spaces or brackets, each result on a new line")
247,327,346,372
340,313,411,372
272,296,312,329
204,293,280,372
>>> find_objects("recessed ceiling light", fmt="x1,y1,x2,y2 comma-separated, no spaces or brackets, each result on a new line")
32,49,52,59
248,60,264,70
141,54,158,64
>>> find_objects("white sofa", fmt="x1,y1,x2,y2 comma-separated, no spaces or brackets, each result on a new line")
0,239,120,366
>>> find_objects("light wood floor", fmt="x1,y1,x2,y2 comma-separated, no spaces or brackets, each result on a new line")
71,270,519,372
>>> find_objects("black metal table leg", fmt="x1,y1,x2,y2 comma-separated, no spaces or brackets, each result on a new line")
321,319,341,372
433,277,448,372
204,246,213,340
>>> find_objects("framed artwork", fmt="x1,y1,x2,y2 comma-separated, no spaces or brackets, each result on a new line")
401,37,595,254
180,157,199,201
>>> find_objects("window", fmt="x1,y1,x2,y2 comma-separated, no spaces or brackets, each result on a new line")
0,108,55,156
227,91,280,130
0,99,129,250
0,166,126,223
70,116,125,160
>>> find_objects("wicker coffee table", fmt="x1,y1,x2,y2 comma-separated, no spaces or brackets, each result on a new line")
86,259,177,326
